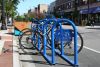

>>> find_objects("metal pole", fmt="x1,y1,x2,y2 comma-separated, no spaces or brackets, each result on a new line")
1,0,7,30
87,0,89,25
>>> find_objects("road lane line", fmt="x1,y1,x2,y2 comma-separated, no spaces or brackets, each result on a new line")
73,43,100,54
78,43,100,54
83,46,100,54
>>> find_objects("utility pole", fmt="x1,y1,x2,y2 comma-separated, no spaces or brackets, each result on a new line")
73,0,78,25
87,0,90,24
1,0,7,30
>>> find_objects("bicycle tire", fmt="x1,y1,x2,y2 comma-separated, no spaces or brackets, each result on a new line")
46,29,84,55
31,31,44,51
19,30,44,54
19,30,35,54
18,28,31,39
62,30,84,54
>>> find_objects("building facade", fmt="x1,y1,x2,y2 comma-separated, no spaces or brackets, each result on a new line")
48,1,56,14
28,4,48,19
38,4,48,14
55,0,100,25
55,0,73,13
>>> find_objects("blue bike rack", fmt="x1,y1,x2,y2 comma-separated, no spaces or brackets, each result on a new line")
31,18,78,66
51,18,78,66
36,19,57,65
30,18,54,64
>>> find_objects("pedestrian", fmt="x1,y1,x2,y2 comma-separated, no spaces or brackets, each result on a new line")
84,18,88,26
90,17,95,27
82,19,85,26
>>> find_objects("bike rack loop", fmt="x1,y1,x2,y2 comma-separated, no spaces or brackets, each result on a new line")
37,19,49,51
31,19,55,51
31,19,47,51
40,19,57,65
31,19,57,65
32,18,78,66
51,18,78,66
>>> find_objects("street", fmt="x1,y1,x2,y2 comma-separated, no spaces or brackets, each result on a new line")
15,26,100,67
78,26,100,67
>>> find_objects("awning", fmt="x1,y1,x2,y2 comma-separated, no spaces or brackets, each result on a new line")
93,7,100,13
80,6,100,14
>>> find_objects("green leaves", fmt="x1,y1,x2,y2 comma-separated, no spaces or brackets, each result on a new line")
3,0,22,17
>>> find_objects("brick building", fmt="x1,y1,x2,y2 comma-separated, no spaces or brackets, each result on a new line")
55,0,100,25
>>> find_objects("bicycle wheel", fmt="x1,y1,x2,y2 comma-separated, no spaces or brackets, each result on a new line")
31,31,44,51
18,28,31,39
19,30,35,53
58,30,84,55
47,28,84,55
46,29,62,50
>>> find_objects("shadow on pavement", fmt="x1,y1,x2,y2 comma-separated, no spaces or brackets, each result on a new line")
19,52,52,56
20,60,49,65
20,60,71,66
19,52,41,55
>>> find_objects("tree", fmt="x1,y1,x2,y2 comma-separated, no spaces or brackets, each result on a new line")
0,0,23,23
5,0,20,20
27,12,36,19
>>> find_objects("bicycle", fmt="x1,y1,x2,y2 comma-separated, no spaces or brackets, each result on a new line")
19,19,84,55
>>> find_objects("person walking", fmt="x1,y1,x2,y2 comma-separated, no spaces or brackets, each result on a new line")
90,17,95,27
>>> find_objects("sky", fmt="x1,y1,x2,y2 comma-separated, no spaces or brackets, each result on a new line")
17,0,55,15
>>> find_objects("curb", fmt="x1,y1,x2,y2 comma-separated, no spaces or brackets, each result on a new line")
13,39,20,67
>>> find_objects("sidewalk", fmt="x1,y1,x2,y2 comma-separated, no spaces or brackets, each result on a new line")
0,28,13,67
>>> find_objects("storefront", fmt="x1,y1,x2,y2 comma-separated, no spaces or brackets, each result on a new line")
80,6,100,25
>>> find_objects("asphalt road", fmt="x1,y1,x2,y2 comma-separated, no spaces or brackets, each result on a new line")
18,26,100,67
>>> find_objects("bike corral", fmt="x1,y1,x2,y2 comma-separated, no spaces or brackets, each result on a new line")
17,17,84,67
